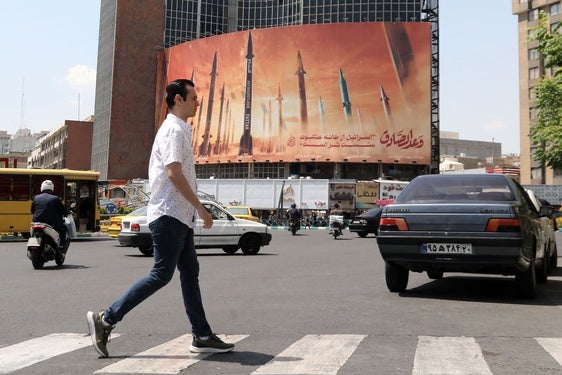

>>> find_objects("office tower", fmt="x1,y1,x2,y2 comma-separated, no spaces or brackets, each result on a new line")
94,0,438,181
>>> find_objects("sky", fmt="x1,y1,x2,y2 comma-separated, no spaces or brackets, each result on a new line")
0,1,520,154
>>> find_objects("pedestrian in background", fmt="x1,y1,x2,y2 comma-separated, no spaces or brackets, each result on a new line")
87,79,234,357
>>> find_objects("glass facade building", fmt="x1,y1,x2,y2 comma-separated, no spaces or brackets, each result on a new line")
94,0,438,181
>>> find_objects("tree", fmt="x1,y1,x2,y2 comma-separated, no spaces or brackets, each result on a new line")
528,12,562,170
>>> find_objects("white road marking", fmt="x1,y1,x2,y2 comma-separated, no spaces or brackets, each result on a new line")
252,334,366,375
95,334,248,374
0,333,93,373
536,338,562,365
412,336,492,375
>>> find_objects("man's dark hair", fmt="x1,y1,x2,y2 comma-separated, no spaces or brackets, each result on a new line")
165,79,195,109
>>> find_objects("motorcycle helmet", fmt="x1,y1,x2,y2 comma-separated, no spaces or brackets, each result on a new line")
333,203,339,209
290,203,296,209
41,180,54,192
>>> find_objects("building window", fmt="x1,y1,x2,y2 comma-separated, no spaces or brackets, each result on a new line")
528,9,538,22
529,67,540,79
551,22,560,32
529,87,537,101
550,3,560,15
531,167,543,180
528,48,539,60
519,0,528,3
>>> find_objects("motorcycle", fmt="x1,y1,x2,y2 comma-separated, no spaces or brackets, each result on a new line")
329,215,344,239
288,217,300,235
26,214,75,269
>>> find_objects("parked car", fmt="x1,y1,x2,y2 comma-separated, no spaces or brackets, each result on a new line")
118,200,272,256
348,207,383,237
107,206,147,238
376,174,554,298
225,206,261,222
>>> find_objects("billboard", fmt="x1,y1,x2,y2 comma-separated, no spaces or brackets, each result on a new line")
161,22,431,164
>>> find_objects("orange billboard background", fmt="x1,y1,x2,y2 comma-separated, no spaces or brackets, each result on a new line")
162,22,431,164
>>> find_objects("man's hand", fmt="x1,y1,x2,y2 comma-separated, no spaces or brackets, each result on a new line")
198,207,213,229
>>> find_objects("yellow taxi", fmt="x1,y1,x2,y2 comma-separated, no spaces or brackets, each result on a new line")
226,206,261,222
107,206,148,238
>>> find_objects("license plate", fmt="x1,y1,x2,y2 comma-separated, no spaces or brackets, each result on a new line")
422,243,472,254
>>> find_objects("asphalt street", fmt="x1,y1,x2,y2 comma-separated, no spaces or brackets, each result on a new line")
2,229,562,374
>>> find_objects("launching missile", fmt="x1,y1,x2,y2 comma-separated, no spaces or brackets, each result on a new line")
199,52,218,156
296,50,308,126
276,83,284,153
239,32,254,155
339,68,352,117
380,85,392,124
212,83,225,154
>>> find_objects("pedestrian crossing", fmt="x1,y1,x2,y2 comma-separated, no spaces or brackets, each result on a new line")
2,333,562,374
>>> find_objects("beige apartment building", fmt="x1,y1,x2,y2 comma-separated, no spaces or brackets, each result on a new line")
513,0,562,184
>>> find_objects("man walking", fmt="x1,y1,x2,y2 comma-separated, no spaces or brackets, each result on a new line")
87,79,234,357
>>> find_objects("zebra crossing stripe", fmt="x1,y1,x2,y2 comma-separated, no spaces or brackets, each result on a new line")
412,336,492,375
0,333,94,373
94,334,248,374
536,338,562,365
252,334,366,375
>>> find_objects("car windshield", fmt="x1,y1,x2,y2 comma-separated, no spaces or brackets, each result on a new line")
396,175,515,203
227,207,249,215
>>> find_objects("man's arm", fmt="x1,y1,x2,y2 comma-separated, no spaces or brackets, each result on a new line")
167,162,213,229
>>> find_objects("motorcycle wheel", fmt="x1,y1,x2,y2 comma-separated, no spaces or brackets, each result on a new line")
31,249,45,270
291,228,297,235
55,252,65,266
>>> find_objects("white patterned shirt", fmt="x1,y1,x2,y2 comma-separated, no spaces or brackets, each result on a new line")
147,113,197,228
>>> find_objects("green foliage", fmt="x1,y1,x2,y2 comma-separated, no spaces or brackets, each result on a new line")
528,12,562,169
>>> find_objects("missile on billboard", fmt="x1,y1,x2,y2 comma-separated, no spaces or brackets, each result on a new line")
193,96,204,150
339,68,352,118
199,52,218,156
239,32,254,155
213,83,225,155
380,84,393,125
296,50,308,126
276,83,284,153
318,95,326,133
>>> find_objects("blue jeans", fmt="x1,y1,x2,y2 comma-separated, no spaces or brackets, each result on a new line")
104,215,212,336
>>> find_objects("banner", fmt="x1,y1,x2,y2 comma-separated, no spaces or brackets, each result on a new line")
162,22,431,164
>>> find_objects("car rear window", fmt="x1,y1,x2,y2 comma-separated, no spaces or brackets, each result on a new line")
396,175,515,203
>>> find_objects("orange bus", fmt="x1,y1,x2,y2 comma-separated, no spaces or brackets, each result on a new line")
0,168,100,237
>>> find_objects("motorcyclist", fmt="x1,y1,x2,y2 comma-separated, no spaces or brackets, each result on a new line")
328,203,344,234
287,203,301,227
31,180,70,249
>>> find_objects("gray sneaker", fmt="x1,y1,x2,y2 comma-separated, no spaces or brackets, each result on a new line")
86,311,113,357
189,333,235,353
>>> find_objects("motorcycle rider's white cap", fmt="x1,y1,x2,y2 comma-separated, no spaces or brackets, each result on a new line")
41,180,54,192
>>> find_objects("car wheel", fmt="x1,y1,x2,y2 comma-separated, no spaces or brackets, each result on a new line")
537,252,549,284
515,255,537,298
357,232,368,238
550,242,558,270
385,262,408,292
240,233,261,255
427,271,443,279
138,245,154,257
222,246,239,255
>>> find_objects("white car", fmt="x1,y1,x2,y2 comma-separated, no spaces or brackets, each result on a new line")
118,200,272,256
